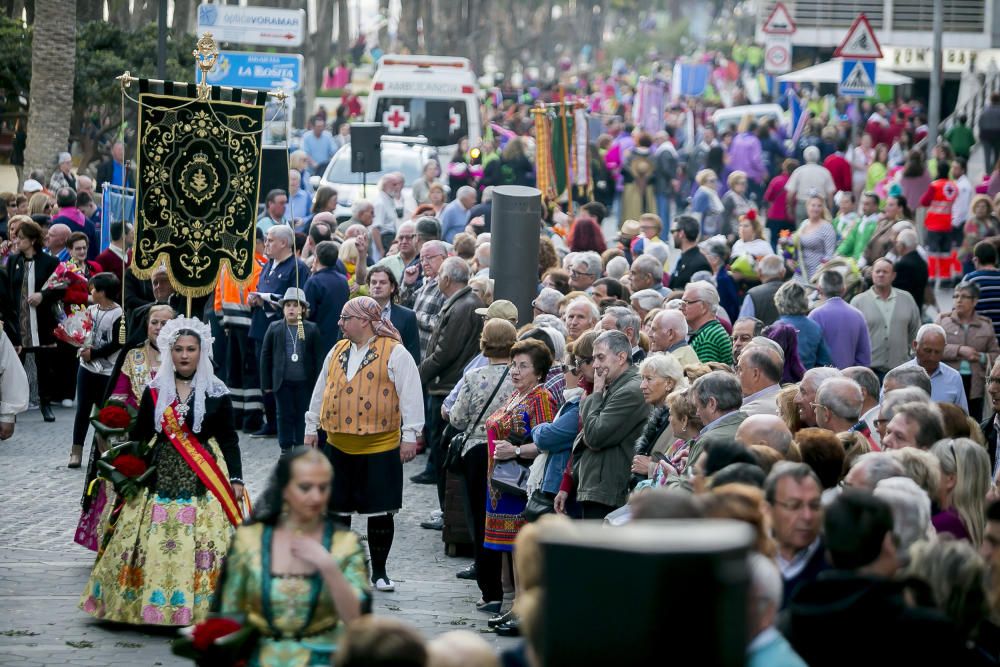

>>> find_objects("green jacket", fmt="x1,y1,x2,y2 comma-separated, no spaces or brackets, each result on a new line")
571,366,651,508
836,214,879,261
945,124,975,158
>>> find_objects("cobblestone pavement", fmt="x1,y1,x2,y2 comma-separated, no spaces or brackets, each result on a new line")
0,407,516,665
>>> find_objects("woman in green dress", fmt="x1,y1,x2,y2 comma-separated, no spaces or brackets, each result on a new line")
216,447,369,666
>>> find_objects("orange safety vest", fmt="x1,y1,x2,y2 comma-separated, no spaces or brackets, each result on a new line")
923,178,958,233
214,253,266,328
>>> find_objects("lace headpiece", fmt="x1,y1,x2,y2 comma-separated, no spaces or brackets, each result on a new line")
150,317,227,433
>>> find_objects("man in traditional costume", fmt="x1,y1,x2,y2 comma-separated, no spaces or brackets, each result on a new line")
304,296,423,592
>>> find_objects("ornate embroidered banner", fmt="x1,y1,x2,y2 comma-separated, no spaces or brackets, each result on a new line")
133,90,265,297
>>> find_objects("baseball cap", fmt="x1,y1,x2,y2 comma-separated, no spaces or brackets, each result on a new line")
22,179,42,194
475,299,518,321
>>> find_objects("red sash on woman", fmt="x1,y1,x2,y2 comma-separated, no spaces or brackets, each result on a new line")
150,389,242,527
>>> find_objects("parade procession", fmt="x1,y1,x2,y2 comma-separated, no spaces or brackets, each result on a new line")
6,0,1000,665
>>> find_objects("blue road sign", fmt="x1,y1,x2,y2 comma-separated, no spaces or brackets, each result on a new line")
201,51,303,92
839,59,876,98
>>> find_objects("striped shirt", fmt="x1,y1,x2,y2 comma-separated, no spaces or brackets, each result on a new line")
690,319,733,364
966,268,1000,343
412,278,445,358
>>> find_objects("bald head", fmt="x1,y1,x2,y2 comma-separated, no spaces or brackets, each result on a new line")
650,309,689,353
736,414,793,456
47,223,71,250
815,377,864,432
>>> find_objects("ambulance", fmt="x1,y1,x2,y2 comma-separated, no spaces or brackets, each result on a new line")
366,54,481,157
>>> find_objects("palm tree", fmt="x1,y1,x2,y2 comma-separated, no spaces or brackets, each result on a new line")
24,0,76,176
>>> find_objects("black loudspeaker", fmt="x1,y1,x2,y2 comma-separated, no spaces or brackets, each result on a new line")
350,123,382,173
538,520,752,666
259,146,290,205
424,99,453,145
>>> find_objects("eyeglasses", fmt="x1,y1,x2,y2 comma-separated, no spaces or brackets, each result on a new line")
338,315,362,323
575,356,594,366
419,254,445,264
569,269,590,279
397,233,417,240
953,293,975,300
810,402,828,414
680,299,702,307
772,499,822,513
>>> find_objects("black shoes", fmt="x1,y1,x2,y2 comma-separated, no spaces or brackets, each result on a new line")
494,615,521,637
488,610,513,628
409,471,437,485
456,564,477,580
249,425,276,438
40,404,55,422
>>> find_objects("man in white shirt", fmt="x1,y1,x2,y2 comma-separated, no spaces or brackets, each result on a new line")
304,296,423,592
0,330,28,439
951,157,973,245
373,172,404,258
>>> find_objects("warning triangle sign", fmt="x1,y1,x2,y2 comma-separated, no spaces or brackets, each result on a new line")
834,13,882,59
842,62,873,90
762,2,796,34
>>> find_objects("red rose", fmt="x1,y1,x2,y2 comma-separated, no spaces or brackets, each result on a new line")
113,454,147,478
192,617,242,651
98,405,132,430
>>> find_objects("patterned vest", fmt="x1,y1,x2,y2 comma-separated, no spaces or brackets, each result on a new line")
319,336,401,437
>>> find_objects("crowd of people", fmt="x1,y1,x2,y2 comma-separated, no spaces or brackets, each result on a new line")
6,79,1000,665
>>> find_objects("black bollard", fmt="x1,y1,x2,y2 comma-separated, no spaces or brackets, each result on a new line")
490,185,542,328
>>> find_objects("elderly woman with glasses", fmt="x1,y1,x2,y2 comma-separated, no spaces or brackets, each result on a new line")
937,281,1000,421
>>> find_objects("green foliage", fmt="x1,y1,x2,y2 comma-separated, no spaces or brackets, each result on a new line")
604,14,690,67
0,16,30,112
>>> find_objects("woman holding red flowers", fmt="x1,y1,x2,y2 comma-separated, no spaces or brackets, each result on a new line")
214,447,368,666
80,316,243,627
74,303,175,552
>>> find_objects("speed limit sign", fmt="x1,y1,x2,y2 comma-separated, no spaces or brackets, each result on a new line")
765,35,792,74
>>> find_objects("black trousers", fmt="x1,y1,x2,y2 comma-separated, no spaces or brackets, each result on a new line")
275,380,310,449
227,327,262,430
424,395,448,509
580,501,616,521
253,338,276,431
459,441,503,602
73,367,107,446
24,348,55,405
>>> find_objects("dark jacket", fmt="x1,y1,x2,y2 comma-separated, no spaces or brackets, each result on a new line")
980,103,1000,142
7,251,61,347
303,266,349,357
389,303,421,365
260,319,324,393
669,246,711,290
571,366,651,508
782,571,966,667
982,416,998,473
250,255,309,342
95,159,135,191
894,250,929,311
418,285,484,395
747,279,783,326
686,410,748,472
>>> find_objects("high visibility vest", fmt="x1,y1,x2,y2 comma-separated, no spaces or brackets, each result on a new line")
213,253,266,328
924,178,958,233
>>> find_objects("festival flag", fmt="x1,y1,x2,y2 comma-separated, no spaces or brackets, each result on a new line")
132,82,267,297
100,184,136,252
633,77,667,134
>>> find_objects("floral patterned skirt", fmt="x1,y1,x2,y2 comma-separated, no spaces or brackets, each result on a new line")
79,441,233,626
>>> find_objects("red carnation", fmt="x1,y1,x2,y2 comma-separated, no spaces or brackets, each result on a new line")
98,405,132,429
192,617,243,651
112,454,148,478
745,208,757,222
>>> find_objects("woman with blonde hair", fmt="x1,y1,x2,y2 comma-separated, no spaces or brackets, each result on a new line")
930,438,991,546
27,192,50,216
792,194,837,282
691,169,725,237
630,354,689,484
777,384,803,434
721,170,752,244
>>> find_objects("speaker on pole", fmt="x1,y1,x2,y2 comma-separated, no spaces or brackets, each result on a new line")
259,146,290,205
424,100,453,145
350,123,382,174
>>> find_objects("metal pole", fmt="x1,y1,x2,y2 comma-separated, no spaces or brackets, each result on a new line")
927,0,943,151
491,185,542,328
157,0,167,81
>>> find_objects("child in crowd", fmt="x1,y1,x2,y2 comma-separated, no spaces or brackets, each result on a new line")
260,288,324,452
70,272,123,469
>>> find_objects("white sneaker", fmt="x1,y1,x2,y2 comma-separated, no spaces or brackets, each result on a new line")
61,399,74,408
430,509,443,520
372,576,395,592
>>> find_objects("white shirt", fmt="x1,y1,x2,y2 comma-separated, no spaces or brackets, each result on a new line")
304,336,425,440
373,190,400,235
953,174,972,228
776,536,822,580
0,331,28,422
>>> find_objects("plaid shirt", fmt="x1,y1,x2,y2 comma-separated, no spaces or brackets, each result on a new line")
412,278,445,358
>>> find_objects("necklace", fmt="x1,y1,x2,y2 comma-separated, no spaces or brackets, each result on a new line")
286,323,299,362
174,387,193,425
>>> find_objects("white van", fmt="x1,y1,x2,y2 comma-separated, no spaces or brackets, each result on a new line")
366,54,481,157
711,103,786,133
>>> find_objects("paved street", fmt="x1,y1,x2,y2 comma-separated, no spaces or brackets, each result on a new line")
0,406,515,666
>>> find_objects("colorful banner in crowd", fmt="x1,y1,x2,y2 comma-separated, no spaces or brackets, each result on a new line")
100,184,136,252
132,86,266,297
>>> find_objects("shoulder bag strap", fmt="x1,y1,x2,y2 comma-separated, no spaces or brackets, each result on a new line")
467,366,509,435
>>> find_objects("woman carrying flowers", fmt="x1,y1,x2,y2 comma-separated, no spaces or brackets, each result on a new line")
80,316,244,626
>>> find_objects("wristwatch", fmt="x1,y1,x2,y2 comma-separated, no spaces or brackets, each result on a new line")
515,446,521,457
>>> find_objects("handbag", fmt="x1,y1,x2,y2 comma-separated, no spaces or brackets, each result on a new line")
443,366,509,474
523,490,555,522
490,459,530,498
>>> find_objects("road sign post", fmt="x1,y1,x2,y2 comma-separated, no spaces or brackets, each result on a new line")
762,3,796,76
835,13,882,98
197,3,306,47
203,51,304,92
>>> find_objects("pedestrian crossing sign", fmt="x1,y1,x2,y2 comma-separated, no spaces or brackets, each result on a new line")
839,60,876,97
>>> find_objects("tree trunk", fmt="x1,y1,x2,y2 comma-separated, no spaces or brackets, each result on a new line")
25,0,76,176
336,0,349,59
399,0,420,54
107,0,128,27
172,0,194,35
312,0,334,95
24,0,33,23
377,0,388,48
76,0,100,22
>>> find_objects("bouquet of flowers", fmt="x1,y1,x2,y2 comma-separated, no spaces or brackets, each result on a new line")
96,440,155,500
41,261,87,291
777,229,802,279
173,614,258,667
54,306,93,347
89,399,138,439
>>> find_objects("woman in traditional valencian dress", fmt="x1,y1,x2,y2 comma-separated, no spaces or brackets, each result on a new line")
80,317,244,626
74,304,176,552
216,447,369,666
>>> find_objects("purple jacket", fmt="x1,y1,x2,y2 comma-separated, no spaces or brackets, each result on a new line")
808,297,871,369
728,131,766,184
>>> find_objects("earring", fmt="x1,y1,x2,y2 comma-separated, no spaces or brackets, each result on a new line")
280,501,290,523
